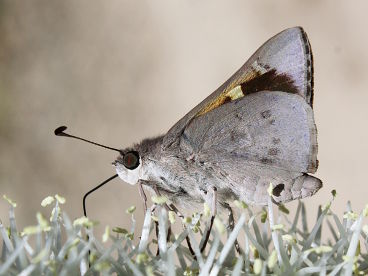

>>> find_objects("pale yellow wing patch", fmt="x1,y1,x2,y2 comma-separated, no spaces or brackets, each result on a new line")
196,85,243,117
227,85,244,100
196,66,261,117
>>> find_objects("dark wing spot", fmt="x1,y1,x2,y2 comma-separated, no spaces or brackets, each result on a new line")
261,110,271,119
260,158,273,165
272,184,285,197
230,131,236,142
240,69,299,95
272,138,281,145
268,148,280,156
235,113,243,121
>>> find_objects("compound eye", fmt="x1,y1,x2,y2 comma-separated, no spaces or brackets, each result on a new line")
123,151,140,170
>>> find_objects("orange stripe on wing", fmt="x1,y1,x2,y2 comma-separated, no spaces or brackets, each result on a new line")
195,69,259,117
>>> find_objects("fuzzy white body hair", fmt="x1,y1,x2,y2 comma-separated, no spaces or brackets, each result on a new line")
115,157,146,185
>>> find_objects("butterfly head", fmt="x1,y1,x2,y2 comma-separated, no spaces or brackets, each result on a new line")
113,150,143,185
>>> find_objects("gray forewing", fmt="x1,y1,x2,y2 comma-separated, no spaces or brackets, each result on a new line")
163,27,313,150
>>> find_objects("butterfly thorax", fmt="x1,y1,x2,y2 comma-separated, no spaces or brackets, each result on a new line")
134,137,237,209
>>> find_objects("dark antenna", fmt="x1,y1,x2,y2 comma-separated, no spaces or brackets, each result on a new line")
54,126,121,268
82,174,118,268
54,126,122,153
83,174,119,217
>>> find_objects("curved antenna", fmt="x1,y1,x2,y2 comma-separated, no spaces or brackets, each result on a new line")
83,174,119,217
54,126,122,153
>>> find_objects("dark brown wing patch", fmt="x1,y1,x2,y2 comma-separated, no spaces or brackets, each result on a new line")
240,69,299,95
195,68,300,118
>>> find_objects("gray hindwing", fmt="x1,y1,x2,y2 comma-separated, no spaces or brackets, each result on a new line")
180,91,317,174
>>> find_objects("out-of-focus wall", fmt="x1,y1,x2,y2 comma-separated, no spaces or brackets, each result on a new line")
1,1,368,235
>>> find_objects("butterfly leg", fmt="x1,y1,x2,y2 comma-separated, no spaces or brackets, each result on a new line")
223,203,242,254
167,204,196,256
137,180,170,255
200,186,217,253
151,183,175,255
169,187,218,257
138,181,148,213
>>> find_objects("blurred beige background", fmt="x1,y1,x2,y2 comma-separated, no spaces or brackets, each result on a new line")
1,1,368,235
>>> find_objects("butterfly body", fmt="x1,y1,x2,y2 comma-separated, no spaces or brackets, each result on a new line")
114,27,322,209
